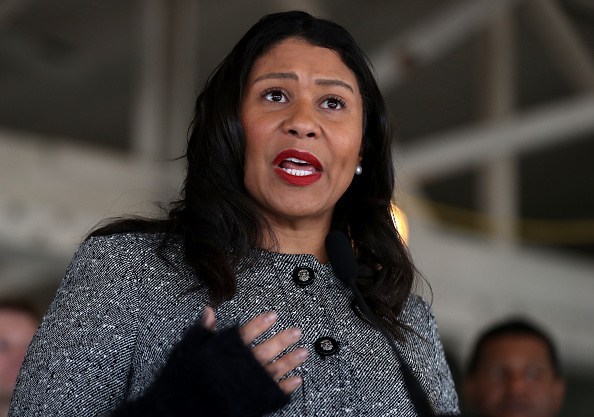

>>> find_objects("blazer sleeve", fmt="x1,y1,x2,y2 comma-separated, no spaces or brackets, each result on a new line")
416,297,460,415
9,237,141,416
9,236,289,417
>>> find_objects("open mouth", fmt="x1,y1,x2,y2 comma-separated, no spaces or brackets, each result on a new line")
278,157,318,176
273,149,322,186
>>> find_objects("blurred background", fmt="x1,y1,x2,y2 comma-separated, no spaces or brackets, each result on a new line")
0,0,593,414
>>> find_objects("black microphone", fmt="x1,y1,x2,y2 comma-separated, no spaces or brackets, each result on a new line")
325,230,438,417
325,230,359,285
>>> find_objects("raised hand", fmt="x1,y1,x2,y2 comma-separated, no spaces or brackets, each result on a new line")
201,307,308,394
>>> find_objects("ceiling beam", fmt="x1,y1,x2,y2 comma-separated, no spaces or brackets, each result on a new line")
408,215,594,371
524,0,594,91
370,0,523,92
397,94,594,180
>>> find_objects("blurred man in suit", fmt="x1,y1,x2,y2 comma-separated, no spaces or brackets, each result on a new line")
463,318,565,417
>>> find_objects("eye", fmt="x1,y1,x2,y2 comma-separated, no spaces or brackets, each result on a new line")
485,365,506,382
263,88,288,103
525,366,544,381
321,96,346,110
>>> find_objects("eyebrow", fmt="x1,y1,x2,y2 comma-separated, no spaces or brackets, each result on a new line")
252,72,354,93
314,79,354,93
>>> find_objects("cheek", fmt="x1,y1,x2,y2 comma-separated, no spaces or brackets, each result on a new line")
242,113,269,161
341,136,363,169
242,121,260,171
478,380,505,404
0,352,22,378
243,152,259,192
242,132,269,194
344,121,363,156
244,133,267,163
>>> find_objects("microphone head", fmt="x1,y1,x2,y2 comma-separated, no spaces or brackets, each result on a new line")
325,230,359,284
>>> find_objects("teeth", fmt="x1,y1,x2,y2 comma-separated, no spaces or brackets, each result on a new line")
285,157,308,164
282,168,314,176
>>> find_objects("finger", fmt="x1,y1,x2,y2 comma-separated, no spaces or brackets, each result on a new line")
239,311,277,344
200,306,216,331
278,376,303,395
252,327,302,364
266,347,308,381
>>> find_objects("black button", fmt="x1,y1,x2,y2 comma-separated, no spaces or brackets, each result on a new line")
314,336,339,356
292,266,315,287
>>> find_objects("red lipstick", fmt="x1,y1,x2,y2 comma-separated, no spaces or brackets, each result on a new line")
273,149,322,186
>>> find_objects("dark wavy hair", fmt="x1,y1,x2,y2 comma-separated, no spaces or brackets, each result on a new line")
92,10,416,340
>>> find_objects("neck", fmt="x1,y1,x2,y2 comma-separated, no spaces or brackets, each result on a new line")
260,215,331,263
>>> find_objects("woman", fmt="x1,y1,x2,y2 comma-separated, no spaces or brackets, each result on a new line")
9,11,459,417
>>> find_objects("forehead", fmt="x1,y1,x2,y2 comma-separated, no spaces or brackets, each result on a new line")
479,334,552,366
248,38,359,90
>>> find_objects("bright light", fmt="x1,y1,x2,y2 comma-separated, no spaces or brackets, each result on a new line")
390,202,409,245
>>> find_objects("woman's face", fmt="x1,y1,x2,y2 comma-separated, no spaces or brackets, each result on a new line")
240,37,363,227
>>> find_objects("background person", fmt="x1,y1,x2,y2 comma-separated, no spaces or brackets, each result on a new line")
463,318,565,417
0,300,38,417
10,11,458,416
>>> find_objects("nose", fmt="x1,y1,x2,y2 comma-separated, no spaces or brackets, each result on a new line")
505,373,529,397
282,100,320,139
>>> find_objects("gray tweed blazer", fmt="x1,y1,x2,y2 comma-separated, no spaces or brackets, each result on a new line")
10,233,459,416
